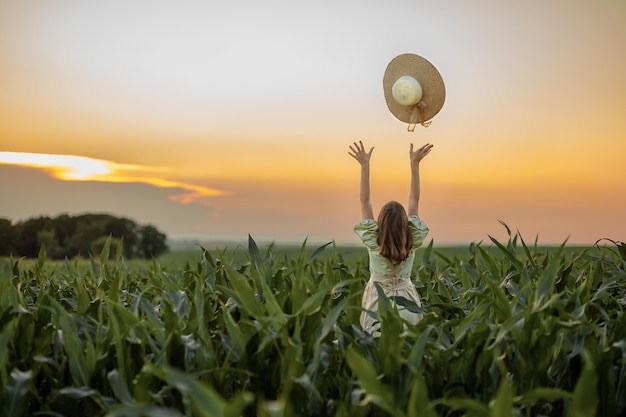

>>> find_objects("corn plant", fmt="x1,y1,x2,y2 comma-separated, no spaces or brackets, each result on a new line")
0,232,624,416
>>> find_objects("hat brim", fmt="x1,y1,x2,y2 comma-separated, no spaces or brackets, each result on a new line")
383,54,446,124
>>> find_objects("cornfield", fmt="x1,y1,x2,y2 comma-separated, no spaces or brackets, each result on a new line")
1,230,625,416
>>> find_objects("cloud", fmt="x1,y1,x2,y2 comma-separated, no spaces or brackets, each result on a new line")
0,151,227,206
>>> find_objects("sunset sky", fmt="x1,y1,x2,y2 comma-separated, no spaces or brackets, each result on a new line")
1,0,625,246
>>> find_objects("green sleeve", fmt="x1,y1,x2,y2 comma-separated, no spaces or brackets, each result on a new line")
408,215,429,248
354,219,379,250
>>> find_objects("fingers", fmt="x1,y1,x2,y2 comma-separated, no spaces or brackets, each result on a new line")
420,143,433,152
415,144,433,153
348,142,359,158
348,141,373,157
409,143,434,162
412,143,432,151
349,141,362,153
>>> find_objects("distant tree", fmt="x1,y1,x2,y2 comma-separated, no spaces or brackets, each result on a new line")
50,214,79,258
37,230,63,259
71,220,107,258
4,213,167,259
138,225,168,258
14,217,53,258
0,218,14,256
103,216,139,258
91,236,122,260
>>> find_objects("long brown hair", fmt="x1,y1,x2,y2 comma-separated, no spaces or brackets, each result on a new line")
377,201,413,263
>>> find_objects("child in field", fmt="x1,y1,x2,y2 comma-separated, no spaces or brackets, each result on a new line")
348,140,432,335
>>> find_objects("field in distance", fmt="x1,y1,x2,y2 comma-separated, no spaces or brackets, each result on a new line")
151,240,596,270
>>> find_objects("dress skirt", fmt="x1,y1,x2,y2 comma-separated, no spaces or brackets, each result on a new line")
360,273,423,335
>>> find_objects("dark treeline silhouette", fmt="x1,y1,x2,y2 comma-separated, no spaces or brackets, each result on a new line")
0,213,168,259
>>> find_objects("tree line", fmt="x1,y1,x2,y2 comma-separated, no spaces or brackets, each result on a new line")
0,213,168,259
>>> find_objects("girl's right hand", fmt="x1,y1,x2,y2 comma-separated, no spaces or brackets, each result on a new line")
349,141,374,166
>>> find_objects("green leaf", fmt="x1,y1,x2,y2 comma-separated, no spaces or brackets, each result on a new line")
222,264,264,318
107,369,134,405
483,275,511,321
490,378,514,417
518,233,537,267
45,296,95,386
498,219,512,237
115,236,125,261
104,404,183,417
420,239,434,265
100,235,112,264
37,243,46,269
489,235,523,270
568,351,598,417
345,347,395,413
319,300,346,341
407,373,436,417
452,302,491,348
373,282,401,331
58,386,100,398
106,298,140,383
257,399,285,417
248,234,260,263
441,397,490,417
4,368,32,417
151,365,226,417
75,278,91,314
293,373,323,404
516,387,572,405
295,292,325,316
0,331,12,389
307,241,333,263
533,243,565,311
90,254,101,282
199,246,216,268
291,239,310,311
406,328,430,373
223,391,254,417
392,296,427,315
477,245,501,280
256,271,285,319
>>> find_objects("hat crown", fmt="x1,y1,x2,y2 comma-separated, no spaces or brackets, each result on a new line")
392,76,422,106
383,53,446,129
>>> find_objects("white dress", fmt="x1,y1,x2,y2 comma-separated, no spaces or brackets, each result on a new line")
354,215,429,335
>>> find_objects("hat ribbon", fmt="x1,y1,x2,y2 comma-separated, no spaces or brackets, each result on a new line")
408,101,431,131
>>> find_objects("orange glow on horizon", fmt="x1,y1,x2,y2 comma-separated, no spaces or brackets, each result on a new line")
0,151,227,206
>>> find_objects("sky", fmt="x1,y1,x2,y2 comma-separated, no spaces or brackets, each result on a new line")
1,0,625,246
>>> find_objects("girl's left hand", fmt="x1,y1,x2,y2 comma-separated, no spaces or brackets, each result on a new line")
410,143,433,164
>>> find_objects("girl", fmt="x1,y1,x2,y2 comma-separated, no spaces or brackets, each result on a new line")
348,140,433,335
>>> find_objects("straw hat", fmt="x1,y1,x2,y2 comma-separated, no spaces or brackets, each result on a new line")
383,53,446,131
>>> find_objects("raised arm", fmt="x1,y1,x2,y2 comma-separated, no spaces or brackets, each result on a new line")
408,143,433,216
348,141,375,220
